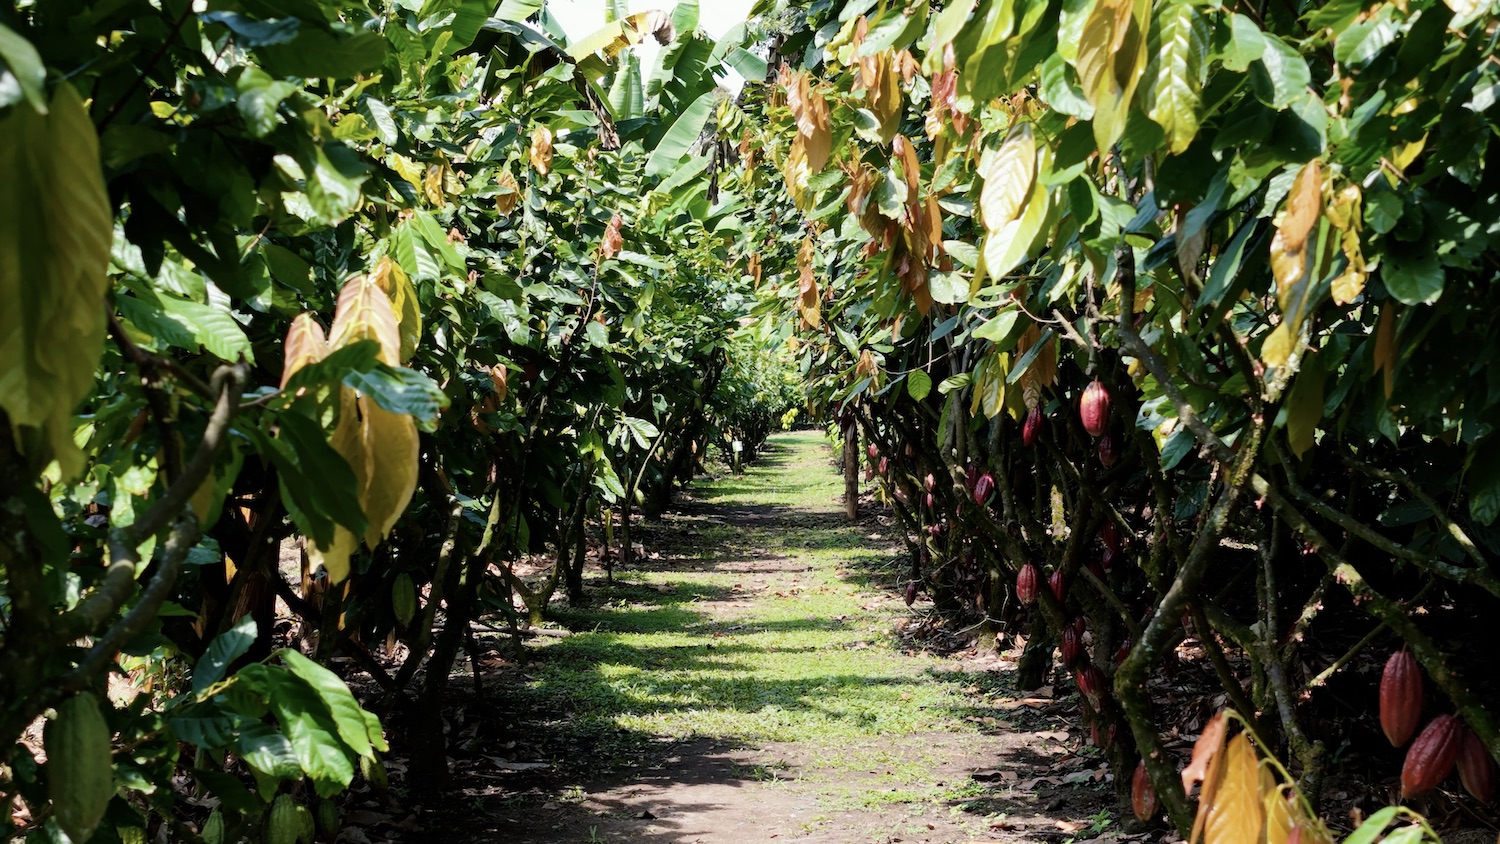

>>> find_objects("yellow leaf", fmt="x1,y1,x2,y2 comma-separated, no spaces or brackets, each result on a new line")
1075,0,1150,152
356,397,418,548
1261,321,1296,370
489,364,508,404
1185,711,1228,843
0,82,112,478
329,275,402,365
309,525,358,584
281,313,329,389
1202,734,1264,844
978,125,1037,237
423,161,449,206
1261,779,1294,844
369,256,421,364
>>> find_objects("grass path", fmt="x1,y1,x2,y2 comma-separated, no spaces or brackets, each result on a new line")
443,431,1116,843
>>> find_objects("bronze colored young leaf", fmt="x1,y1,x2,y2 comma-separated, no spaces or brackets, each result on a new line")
529,125,554,176
329,275,403,366
1183,711,1228,793
797,237,821,330
0,81,112,478
281,314,330,389
600,213,624,260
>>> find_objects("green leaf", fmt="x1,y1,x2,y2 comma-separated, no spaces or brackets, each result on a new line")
193,615,258,695
302,141,369,225
1251,36,1310,109
234,67,296,138
0,22,47,113
158,295,255,363
622,416,660,448
1469,437,1500,525
938,373,973,394
1217,14,1264,72
907,370,933,401
973,309,1021,344
234,722,303,779
1143,0,1210,154
645,90,716,177
276,410,369,538
257,26,387,79
494,0,545,21
344,365,448,430
1382,246,1444,305
1284,353,1325,458
359,97,399,146
200,12,301,46
278,650,377,760
928,271,969,304
261,670,357,797
1341,806,1399,844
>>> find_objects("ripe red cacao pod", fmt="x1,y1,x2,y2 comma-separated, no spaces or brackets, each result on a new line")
904,581,919,607
1022,405,1043,447
1061,626,1083,667
1457,727,1496,803
965,464,979,492
1080,379,1111,437
879,456,889,475
867,443,879,460
1131,761,1158,822
924,492,935,510
1087,559,1106,581
1049,569,1067,604
894,487,908,505
1100,546,1119,571
973,473,995,504
1380,649,1423,747
1073,616,1086,636
905,443,916,459
1098,433,1120,466
1115,639,1131,667
1402,714,1462,797
1078,665,1107,710
924,473,937,492
1100,521,1122,551
1016,563,1040,605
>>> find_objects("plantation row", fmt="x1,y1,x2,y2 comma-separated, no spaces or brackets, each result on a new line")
0,1,796,841
3,0,1500,841
756,0,1500,839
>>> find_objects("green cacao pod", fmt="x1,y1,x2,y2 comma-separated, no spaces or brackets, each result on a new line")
315,800,340,838
266,795,301,844
44,691,114,844
119,827,147,844
296,805,315,842
391,574,417,627
201,809,225,844
360,755,388,791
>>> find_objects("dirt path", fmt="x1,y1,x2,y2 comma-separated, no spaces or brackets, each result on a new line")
403,432,1136,844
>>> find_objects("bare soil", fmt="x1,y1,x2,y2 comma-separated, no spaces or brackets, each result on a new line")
358,437,1166,844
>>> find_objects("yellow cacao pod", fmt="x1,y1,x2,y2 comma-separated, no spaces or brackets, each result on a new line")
44,692,114,844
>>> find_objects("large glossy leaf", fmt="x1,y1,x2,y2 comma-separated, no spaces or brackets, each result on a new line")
192,615,259,695
278,650,379,759
0,82,111,477
1143,0,1210,154
645,90,716,177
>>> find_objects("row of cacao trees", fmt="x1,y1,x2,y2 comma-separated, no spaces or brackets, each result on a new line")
0,1,799,841
733,0,1500,838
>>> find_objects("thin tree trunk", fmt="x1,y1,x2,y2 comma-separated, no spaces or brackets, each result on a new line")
843,421,859,522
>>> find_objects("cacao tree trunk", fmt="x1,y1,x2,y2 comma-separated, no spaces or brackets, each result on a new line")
843,420,859,523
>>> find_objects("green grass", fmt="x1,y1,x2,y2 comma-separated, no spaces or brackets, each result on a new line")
512,430,995,817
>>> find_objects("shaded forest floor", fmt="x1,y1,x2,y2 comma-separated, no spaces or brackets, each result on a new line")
370,431,1165,844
